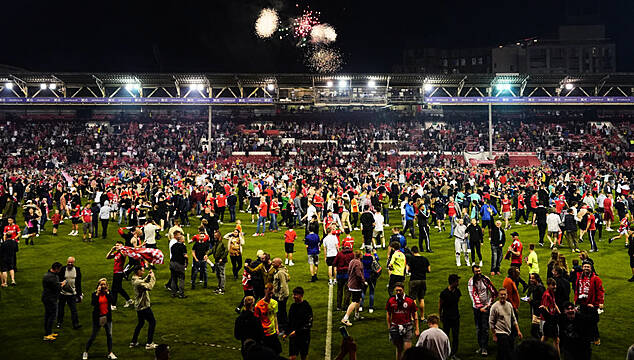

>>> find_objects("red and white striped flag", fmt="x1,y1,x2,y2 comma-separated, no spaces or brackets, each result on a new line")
119,246,164,265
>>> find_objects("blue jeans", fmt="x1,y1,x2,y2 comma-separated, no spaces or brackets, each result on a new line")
191,260,207,287
491,246,503,273
119,207,127,225
449,216,456,236
383,207,390,225
229,206,236,222
268,213,278,231
360,277,376,309
256,216,266,234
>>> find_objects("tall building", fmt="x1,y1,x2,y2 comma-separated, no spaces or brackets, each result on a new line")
400,47,491,74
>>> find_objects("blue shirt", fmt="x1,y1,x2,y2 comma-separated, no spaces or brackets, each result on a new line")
304,233,321,255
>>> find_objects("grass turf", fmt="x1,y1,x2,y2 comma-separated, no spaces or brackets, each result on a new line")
0,209,631,360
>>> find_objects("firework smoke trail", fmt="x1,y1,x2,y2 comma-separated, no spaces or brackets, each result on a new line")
255,8,279,38
310,24,337,44
307,47,343,73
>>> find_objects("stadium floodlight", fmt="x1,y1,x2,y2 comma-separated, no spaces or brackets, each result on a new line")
266,83,275,92
326,80,333,87
40,83,47,90
564,83,574,91
4,82,12,90
125,84,140,92
49,84,57,90
423,83,433,92
368,80,376,88
496,83,511,91
338,80,347,88
190,84,204,91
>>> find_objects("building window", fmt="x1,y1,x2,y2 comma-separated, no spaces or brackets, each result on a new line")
478,57,483,64
442,58,448,66
460,58,466,66
472,57,477,65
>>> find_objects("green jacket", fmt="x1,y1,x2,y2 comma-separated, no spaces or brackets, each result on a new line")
273,266,290,300
132,272,155,311
208,241,228,263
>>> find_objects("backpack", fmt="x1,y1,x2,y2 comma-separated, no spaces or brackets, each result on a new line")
371,257,382,277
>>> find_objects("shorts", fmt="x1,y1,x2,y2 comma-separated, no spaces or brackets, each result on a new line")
71,217,81,225
503,212,511,219
53,224,59,229
289,334,310,357
349,289,362,303
436,212,445,220
409,279,426,300
619,229,628,236
82,222,93,234
389,323,414,344
0,261,16,272
548,231,559,238
284,242,294,253
308,254,319,266
326,256,336,267
604,209,614,222
541,320,559,338
373,230,383,239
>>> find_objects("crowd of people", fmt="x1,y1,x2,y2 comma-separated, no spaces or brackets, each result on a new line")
1,110,634,360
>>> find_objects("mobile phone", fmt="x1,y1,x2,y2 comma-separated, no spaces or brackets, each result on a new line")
339,326,349,338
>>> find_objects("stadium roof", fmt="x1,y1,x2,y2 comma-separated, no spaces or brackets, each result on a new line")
1,72,634,106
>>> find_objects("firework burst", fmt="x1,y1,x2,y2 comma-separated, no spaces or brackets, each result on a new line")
307,47,343,73
255,8,279,38
293,9,320,46
310,24,337,44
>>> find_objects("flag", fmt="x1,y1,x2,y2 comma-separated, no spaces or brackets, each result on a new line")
119,246,164,265
62,171,74,185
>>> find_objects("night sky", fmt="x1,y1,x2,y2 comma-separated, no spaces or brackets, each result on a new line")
2,0,633,73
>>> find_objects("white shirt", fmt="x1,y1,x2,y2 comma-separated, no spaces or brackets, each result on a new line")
168,238,177,259
305,205,317,221
374,213,384,231
144,223,161,245
323,234,339,257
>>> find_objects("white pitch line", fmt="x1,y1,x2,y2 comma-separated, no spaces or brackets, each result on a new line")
325,283,334,360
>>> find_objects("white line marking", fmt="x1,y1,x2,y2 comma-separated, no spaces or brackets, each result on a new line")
325,283,334,360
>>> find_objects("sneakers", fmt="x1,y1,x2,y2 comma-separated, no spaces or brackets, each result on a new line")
368,308,374,314
107,353,118,360
628,276,634,282
82,352,89,360
353,314,364,321
123,299,134,308
43,335,56,341
145,343,158,350
341,319,352,327
129,342,139,348
515,222,521,225
288,261,294,266
252,233,259,237
481,349,488,356
110,305,117,311
284,259,289,265
478,260,483,267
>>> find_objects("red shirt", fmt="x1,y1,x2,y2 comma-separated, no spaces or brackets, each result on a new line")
284,229,297,244
216,195,227,207
510,239,523,265
270,199,279,215
603,198,612,209
259,202,268,217
447,202,457,217
313,194,324,208
3,224,20,240
98,294,109,315
386,295,417,325
530,194,538,208
554,200,565,213
113,252,125,274
501,199,511,213
192,234,210,243
517,195,525,210
82,208,92,223
343,235,355,249
587,213,596,231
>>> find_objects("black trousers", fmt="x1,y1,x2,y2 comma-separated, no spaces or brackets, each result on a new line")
388,275,405,297
132,307,156,344
218,206,225,222
515,209,528,223
43,300,58,336
101,219,109,238
470,240,482,263
111,272,130,306
274,296,288,332
230,255,242,279
495,333,514,360
537,223,547,245
351,213,359,228
170,269,185,296
442,317,460,356
418,225,430,251
57,294,79,327
403,219,415,239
